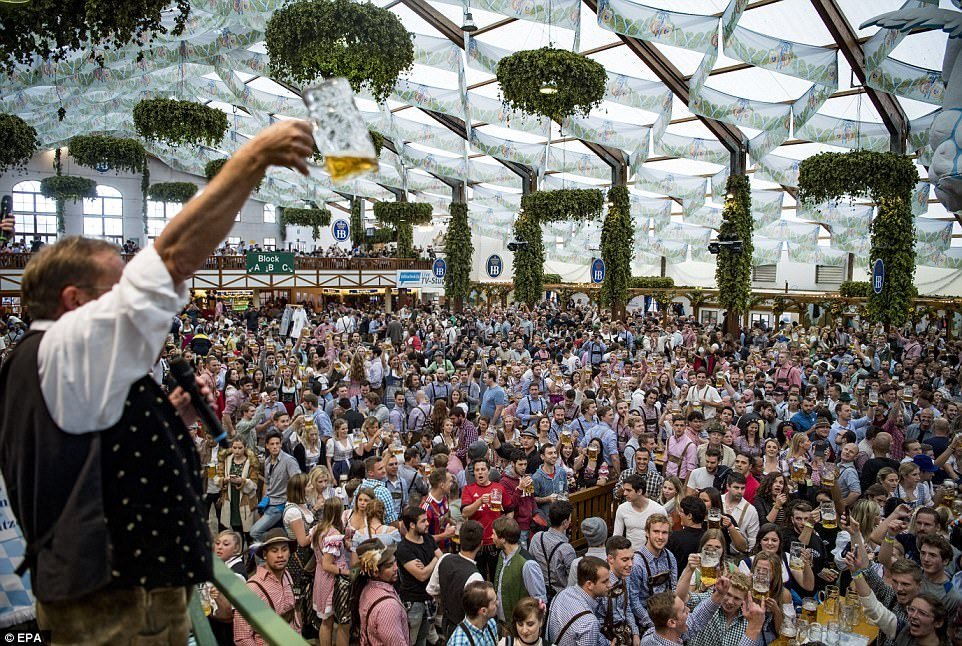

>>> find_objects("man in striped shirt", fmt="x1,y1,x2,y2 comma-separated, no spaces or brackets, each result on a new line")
546,556,611,646
355,538,411,646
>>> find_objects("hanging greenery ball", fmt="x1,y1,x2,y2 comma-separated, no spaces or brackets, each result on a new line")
0,114,39,175
0,0,190,72
520,188,605,223
373,202,433,227
68,135,146,174
133,98,229,147
496,48,607,121
266,0,414,104
205,157,262,191
40,176,98,202
148,182,199,203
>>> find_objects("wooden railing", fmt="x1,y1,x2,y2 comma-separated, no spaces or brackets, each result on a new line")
568,480,616,550
0,253,433,272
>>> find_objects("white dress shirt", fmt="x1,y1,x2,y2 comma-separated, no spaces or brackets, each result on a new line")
36,246,189,433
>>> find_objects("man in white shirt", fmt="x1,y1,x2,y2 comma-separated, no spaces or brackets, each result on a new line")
687,447,725,494
722,472,759,551
686,369,723,420
613,473,667,551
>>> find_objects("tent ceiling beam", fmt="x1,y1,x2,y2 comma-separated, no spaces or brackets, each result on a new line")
810,0,908,153
581,0,747,175
400,0,628,185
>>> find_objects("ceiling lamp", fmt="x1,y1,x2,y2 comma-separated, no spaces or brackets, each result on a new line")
462,7,477,32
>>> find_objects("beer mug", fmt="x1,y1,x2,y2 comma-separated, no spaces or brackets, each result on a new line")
424,464,434,477
779,616,798,644
942,480,957,507
901,388,913,403
791,460,807,484
826,622,841,646
821,465,836,486
195,584,213,617
789,541,805,572
587,444,600,460
715,373,725,389
820,502,837,529
303,78,379,182
841,603,857,631
751,568,770,604
489,487,503,512
700,546,721,587
561,428,572,446
801,597,818,623
707,508,721,529
807,624,823,644
817,585,840,616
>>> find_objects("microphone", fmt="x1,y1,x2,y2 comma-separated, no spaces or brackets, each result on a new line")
169,358,229,448
0,195,12,246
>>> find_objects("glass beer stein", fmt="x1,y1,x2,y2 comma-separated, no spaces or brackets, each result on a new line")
489,487,503,512
820,502,837,529
700,547,721,587
303,78,379,182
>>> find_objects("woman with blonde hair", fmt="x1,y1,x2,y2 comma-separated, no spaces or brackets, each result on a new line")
659,477,687,530
352,498,401,550
313,497,353,646
213,438,259,544
306,465,337,510
676,529,735,593
750,551,795,639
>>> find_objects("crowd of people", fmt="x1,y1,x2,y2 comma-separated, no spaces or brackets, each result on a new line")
213,241,438,261
94,293,958,646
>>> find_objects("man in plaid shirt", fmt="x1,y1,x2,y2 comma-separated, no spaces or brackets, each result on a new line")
615,447,664,502
641,576,765,646
682,572,765,646
446,581,499,646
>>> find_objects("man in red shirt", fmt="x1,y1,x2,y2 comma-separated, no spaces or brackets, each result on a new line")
732,452,759,503
462,458,509,581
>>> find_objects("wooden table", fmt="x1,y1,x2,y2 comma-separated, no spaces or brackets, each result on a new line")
817,603,879,642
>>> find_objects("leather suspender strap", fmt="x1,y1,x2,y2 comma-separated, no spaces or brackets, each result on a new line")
555,610,591,644
364,595,394,643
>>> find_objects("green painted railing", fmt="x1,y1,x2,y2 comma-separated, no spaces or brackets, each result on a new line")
189,558,309,646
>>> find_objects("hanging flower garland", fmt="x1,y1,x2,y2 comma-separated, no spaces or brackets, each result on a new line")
68,135,146,174
133,98,229,147
0,114,39,174
148,182,199,204
279,206,332,241
265,0,414,103
496,47,607,122
41,176,98,234
373,202,432,258
206,158,262,192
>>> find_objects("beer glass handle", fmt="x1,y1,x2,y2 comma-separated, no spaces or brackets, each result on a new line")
816,591,825,603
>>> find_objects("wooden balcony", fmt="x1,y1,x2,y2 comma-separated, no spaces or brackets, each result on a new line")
0,253,433,272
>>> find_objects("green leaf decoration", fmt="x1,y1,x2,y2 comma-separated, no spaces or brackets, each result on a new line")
543,273,563,284
444,202,473,301
629,276,675,289
715,174,754,317
369,227,395,244
266,0,414,104
350,198,364,247
205,157,262,192
0,114,39,174
496,47,607,122
280,206,331,241
839,281,871,298
40,175,97,202
148,182,198,203
0,0,190,73
68,135,146,174
798,151,918,326
512,189,604,306
373,201,432,258
599,186,633,309
133,98,229,147
369,130,385,158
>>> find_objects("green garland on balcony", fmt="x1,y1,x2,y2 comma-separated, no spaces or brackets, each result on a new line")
41,175,98,234
369,227,395,244
629,276,675,288
496,48,607,121
350,198,364,247
839,281,871,298
148,182,199,203
444,202,472,301
265,0,414,104
279,206,332,241
133,98,229,147
599,186,632,310
512,188,604,306
0,0,190,72
798,150,918,326
0,114,39,175
373,201,432,258
205,157,262,192
715,174,753,320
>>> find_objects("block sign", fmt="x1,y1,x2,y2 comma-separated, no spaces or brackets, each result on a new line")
486,254,503,278
331,219,350,242
432,258,446,279
246,252,295,275
872,258,884,294
591,257,606,284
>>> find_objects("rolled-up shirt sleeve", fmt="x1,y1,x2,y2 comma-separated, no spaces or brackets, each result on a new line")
38,246,189,433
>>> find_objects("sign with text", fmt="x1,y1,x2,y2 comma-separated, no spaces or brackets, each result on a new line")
432,258,447,279
396,270,444,291
872,258,885,294
331,219,350,242
591,257,606,284
486,254,503,278
246,252,295,275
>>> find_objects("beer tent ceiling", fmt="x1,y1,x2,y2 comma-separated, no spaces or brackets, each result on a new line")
1,0,959,271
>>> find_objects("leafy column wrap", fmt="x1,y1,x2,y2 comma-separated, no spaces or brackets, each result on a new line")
373,202,432,258
141,166,149,238
0,114,39,174
715,174,753,319
277,206,287,243
350,198,364,248
513,189,604,306
444,202,472,302
798,151,918,326
599,186,632,310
